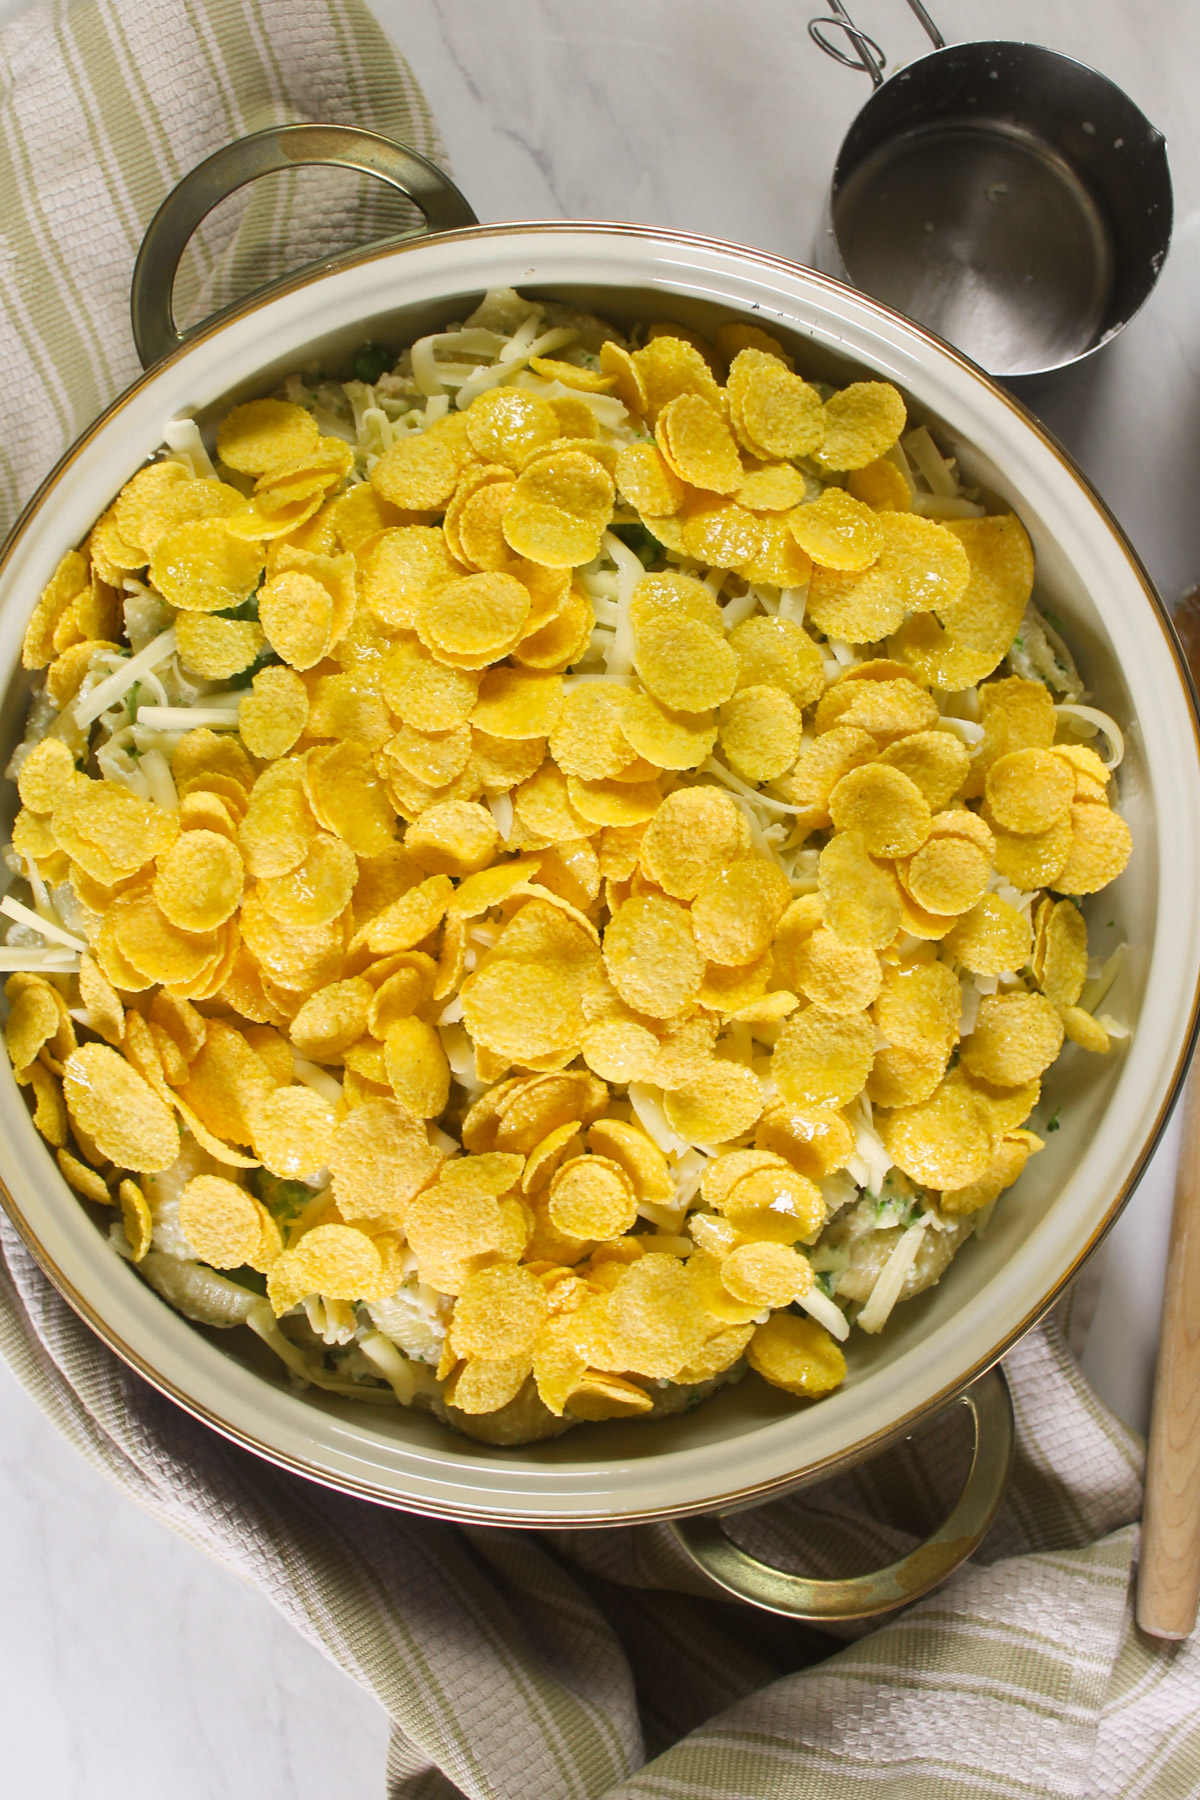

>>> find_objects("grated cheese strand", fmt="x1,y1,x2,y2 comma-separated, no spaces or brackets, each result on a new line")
163,419,217,480
798,1285,850,1341
601,530,642,678
1054,703,1124,771
135,705,240,731
0,894,87,951
73,626,177,729
700,756,808,817
857,1219,930,1334
0,950,79,972
628,1082,691,1157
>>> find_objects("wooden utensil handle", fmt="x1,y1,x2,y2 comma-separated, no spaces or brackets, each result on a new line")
1139,1059,1200,1637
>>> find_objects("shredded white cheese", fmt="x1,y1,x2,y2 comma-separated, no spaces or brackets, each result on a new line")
1054,703,1124,771
289,1057,343,1105
163,418,216,480
409,328,506,396
913,494,984,520
135,705,240,731
721,588,758,629
671,1147,709,1209
636,1199,689,1232
628,1082,691,1157
798,1285,850,1341
777,585,808,623
602,530,643,678
936,716,984,745
488,792,514,841
846,1103,893,1195
0,950,79,972
137,747,178,811
700,756,807,816
0,895,86,952
857,1218,930,1334
903,425,959,498
438,1022,478,1084
358,1330,422,1404
73,626,176,729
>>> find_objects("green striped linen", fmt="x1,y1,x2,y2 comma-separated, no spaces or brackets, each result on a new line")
0,0,441,534
2,4,1199,1795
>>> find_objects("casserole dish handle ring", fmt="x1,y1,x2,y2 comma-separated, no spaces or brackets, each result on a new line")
667,1362,1013,1619
130,123,478,369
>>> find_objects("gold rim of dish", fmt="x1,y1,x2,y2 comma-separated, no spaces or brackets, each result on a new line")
1,219,1197,1526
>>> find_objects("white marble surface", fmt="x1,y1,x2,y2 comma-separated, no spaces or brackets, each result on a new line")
0,0,1197,1794
0,1365,388,1798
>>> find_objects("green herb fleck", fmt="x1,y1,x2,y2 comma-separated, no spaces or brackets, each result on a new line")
1046,1107,1061,1132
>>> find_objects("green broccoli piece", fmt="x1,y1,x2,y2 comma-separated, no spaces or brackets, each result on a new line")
221,1265,269,1297
227,644,281,689
217,592,261,623
251,1169,313,1224
609,521,664,568
353,343,392,385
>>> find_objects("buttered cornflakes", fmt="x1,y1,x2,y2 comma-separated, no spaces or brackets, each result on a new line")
1,287,1133,1444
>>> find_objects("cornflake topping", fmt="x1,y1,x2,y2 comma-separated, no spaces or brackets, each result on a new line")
3,288,1131,1442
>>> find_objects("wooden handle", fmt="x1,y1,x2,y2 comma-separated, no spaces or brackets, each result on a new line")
1138,1058,1200,1637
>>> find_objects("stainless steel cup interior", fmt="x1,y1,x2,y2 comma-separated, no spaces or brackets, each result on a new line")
810,6,1173,379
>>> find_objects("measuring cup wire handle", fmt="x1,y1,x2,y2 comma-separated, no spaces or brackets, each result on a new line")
808,0,887,87
809,0,944,87
129,122,477,370
904,0,946,50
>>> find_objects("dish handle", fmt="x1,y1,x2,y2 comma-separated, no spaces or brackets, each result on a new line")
129,123,477,370
667,1362,1013,1620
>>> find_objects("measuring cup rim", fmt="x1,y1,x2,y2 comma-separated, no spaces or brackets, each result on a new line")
839,36,1170,152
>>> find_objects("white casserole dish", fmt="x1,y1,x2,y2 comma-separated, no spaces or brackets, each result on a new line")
1,130,1197,1609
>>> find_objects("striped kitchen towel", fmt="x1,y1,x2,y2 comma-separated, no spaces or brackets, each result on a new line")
0,0,443,535
2,3,1199,1796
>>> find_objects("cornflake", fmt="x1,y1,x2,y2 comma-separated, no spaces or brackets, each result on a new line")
7,289,1133,1441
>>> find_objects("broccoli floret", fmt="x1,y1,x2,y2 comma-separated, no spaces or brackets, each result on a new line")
353,343,392,385
251,1169,313,1223
609,521,664,568
227,645,281,689
220,1265,269,1297
216,592,261,622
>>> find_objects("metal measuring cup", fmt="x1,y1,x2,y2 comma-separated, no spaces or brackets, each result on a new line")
809,0,1173,378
